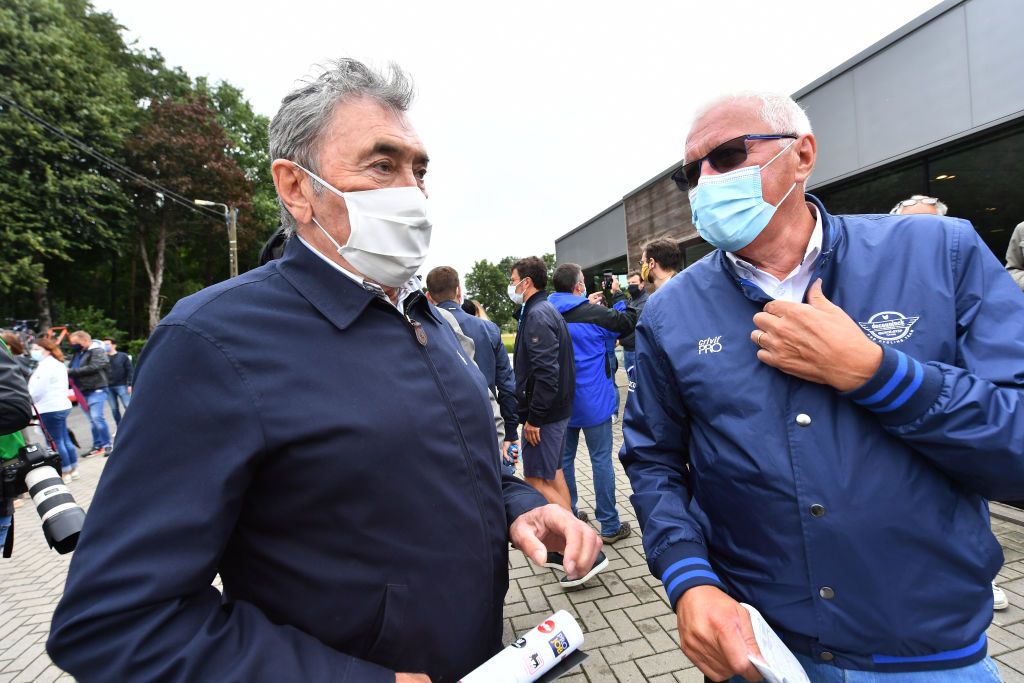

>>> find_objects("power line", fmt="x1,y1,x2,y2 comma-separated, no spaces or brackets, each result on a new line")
0,92,228,221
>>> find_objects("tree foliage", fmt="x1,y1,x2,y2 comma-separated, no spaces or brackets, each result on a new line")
0,0,279,344
0,0,136,297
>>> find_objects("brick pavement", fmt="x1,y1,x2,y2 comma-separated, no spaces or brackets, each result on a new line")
5,382,1024,681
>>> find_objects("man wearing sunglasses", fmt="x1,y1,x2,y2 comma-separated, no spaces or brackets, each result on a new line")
622,92,1024,682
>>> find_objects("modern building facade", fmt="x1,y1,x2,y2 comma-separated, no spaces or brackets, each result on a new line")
555,0,1024,279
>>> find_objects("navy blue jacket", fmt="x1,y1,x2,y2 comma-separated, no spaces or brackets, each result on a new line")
47,238,547,683
513,292,575,425
106,351,134,387
621,196,1024,672
436,300,518,442
549,292,636,429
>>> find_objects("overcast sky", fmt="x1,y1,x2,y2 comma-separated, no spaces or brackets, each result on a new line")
93,0,940,279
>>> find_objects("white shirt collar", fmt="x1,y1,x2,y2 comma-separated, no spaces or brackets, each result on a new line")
725,203,823,303
294,233,418,311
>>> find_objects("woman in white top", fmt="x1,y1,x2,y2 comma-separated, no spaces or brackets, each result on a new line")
29,339,79,482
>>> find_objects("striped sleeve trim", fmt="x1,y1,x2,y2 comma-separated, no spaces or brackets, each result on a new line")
842,345,943,426
652,543,726,608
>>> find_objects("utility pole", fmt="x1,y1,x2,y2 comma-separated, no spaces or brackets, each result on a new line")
227,207,239,278
194,199,239,279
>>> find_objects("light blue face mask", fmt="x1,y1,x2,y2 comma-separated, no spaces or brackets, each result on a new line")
688,140,798,252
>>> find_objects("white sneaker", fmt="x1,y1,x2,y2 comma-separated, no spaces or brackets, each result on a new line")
993,582,1009,610
70,469,81,481
62,474,73,485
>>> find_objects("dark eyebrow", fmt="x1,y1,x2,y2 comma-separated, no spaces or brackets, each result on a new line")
363,141,430,166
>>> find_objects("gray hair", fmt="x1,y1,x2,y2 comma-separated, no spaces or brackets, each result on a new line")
689,92,813,144
890,194,948,216
269,58,415,233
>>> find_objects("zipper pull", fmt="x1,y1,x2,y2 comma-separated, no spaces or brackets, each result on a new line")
406,315,428,346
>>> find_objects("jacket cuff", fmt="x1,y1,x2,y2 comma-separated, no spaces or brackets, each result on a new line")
651,542,726,609
842,345,943,426
504,424,519,442
504,490,548,530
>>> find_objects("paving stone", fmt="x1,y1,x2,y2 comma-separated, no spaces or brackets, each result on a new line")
636,648,693,678
12,382,1024,682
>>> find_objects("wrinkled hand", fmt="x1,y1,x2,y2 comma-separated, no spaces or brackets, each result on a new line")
751,279,882,392
588,292,605,306
510,504,602,580
676,586,762,682
523,422,541,447
396,674,430,683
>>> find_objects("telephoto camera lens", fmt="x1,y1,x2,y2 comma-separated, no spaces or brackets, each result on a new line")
24,466,85,553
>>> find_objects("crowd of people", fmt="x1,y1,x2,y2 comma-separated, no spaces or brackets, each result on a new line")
0,57,1018,683
0,330,131,483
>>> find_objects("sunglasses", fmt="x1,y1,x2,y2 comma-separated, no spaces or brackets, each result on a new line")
672,134,798,192
889,197,938,214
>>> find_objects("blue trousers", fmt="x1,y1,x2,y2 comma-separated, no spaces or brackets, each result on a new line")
107,385,131,425
40,408,78,471
726,654,1001,682
84,389,111,449
623,350,636,383
561,419,621,536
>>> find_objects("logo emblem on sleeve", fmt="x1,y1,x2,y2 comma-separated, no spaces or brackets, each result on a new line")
858,311,919,344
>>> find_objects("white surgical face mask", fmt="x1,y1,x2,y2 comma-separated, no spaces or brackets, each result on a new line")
293,162,432,287
508,282,525,305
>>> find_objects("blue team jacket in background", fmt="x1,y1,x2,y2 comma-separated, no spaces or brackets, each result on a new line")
47,238,546,683
621,195,1024,672
549,292,634,429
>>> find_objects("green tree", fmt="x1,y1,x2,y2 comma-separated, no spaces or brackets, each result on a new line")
465,259,513,329
0,0,138,327
126,94,250,332
200,79,279,267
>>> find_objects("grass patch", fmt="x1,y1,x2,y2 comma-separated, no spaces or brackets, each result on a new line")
501,333,515,354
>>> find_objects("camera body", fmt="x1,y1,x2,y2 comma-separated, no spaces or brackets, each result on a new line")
2,443,85,554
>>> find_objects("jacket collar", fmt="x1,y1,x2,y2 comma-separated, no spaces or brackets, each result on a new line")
276,235,434,331
436,300,462,313
719,193,843,304
523,290,549,311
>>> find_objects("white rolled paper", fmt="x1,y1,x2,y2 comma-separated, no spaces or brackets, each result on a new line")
460,610,584,683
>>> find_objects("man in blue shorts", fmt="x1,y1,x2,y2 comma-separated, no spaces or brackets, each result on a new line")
510,256,607,586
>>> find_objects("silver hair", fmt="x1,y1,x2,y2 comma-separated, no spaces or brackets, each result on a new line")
689,92,813,146
269,58,415,234
890,194,948,216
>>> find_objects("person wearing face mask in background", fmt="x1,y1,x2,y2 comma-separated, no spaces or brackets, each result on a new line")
619,271,649,384
639,238,681,294
621,92,1024,683
66,330,111,457
48,59,601,683
28,339,79,483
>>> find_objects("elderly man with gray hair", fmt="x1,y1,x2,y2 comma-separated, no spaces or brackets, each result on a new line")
622,91,1024,682
47,58,601,683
